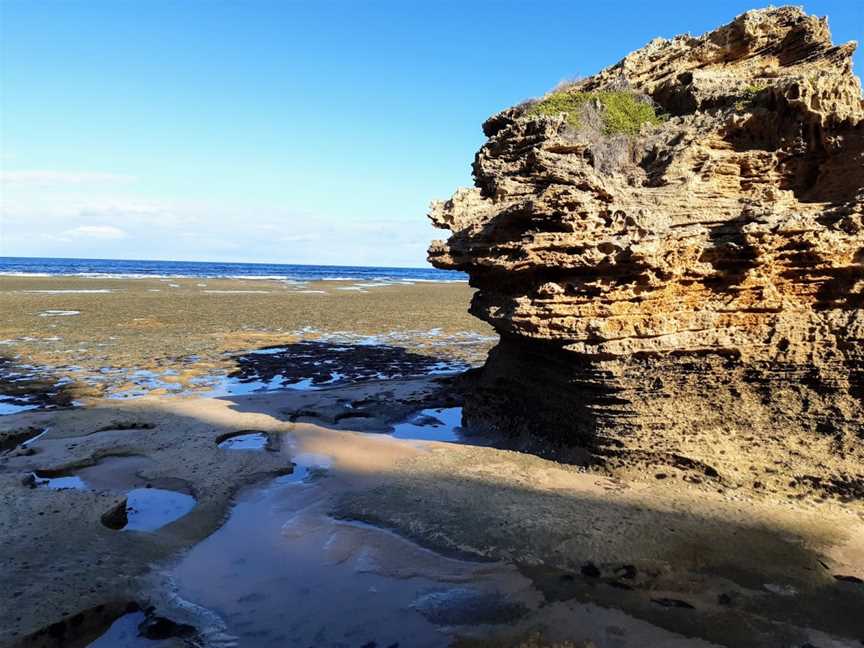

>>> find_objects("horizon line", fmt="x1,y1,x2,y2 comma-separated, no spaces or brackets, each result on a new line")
0,254,447,272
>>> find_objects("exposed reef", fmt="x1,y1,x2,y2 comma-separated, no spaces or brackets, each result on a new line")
429,7,864,496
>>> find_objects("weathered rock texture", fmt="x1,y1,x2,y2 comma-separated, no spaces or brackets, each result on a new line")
429,7,864,497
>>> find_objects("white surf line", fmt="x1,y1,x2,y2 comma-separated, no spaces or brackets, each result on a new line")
22,289,114,294
38,310,81,317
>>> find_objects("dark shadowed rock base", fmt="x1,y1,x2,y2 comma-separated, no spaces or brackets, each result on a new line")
465,335,864,499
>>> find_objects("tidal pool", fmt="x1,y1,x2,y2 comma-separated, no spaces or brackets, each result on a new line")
122,488,197,532
392,407,464,442
33,455,155,492
167,454,530,647
217,431,270,450
32,473,87,490
87,612,166,647
31,455,197,533
0,395,41,416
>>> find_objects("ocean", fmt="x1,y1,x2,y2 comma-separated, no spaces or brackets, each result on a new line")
0,256,466,282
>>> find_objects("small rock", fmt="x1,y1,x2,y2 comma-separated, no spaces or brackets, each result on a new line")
100,499,128,530
580,563,601,578
138,615,195,640
764,583,797,596
615,564,637,579
651,598,694,609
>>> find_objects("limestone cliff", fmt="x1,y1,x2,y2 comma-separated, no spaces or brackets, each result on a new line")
429,7,864,497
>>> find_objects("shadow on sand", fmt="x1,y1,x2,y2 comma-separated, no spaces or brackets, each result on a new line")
1,345,862,647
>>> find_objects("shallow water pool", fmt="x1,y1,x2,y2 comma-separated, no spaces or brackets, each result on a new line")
0,395,41,416
167,453,529,647
122,488,197,532
33,473,87,490
87,612,166,647
217,431,269,450
392,407,464,442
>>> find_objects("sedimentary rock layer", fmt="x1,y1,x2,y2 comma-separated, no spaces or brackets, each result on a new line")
429,7,864,496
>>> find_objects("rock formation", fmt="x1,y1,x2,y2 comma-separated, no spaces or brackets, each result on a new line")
429,7,864,497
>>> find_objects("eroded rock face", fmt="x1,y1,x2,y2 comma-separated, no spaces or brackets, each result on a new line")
429,7,864,496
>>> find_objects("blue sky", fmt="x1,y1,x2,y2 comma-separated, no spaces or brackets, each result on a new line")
1,1,861,267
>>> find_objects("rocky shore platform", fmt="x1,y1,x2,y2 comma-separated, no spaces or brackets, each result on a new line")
0,274,493,410
2,272,861,646
2,374,862,648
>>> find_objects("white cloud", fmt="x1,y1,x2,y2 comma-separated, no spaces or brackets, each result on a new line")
63,225,128,240
0,185,436,266
0,170,136,185
280,233,321,243
77,204,194,228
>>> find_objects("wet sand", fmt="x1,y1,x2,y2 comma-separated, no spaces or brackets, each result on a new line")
1,276,863,647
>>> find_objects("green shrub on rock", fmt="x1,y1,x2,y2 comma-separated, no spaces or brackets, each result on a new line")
526,90,664,135
734,83,768,111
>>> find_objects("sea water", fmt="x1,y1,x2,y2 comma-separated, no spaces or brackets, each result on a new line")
0,256,466,283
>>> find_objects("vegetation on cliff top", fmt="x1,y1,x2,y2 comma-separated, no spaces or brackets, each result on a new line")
734,83,768,112
527,90,664,135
